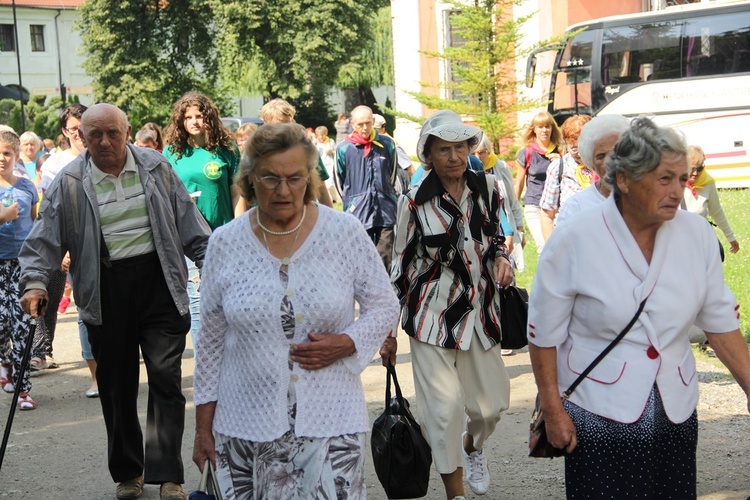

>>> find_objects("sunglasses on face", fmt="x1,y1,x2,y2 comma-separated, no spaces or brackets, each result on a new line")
691,165,705,174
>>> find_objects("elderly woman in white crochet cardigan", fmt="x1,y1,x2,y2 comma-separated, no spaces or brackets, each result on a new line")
192,123,400,499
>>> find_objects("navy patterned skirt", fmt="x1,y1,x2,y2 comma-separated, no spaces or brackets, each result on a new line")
564,385,698,499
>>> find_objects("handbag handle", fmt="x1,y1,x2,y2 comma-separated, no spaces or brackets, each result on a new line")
199,459,211,491
563,297,648,400
384,364,406,415
198,459,223,499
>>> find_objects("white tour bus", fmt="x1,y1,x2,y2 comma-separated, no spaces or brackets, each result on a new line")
526,1,750,187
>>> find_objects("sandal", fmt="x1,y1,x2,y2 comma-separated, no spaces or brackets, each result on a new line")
30,357,47,371
17,392,36,410
1,364,14,393
1,377,13,393
46,355,59,369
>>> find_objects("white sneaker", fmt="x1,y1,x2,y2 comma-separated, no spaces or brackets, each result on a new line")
462,437,490,495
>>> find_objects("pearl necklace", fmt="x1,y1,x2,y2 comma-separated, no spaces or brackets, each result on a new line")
256,205,306,236
261,219,303,267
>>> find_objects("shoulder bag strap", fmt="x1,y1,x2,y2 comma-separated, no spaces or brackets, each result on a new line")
562,297,648,400
556,156,565,208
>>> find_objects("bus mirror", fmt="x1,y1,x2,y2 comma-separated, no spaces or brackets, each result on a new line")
526,55,537,88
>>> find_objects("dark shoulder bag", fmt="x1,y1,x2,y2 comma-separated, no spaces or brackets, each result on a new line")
529,297,648,458
499,285,529,350
475,171,528,350
371,365,432,499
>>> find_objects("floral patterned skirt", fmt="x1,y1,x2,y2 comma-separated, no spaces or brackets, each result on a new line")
214,386,366,499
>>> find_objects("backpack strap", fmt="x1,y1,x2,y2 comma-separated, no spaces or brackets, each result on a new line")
525,146,533,172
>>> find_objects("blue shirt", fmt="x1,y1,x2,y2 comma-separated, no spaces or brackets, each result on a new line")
0,178,39,259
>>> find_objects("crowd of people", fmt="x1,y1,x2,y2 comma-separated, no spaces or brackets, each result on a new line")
0,93,748,500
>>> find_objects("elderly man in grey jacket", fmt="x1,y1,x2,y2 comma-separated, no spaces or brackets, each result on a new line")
19,103,211,500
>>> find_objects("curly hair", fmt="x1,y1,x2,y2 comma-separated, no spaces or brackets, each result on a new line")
163,91,235,159
603,117,686,196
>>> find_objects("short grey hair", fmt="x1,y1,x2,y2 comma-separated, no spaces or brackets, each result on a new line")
135,128,157,143
236,123,321,205
604,117,687,195
473,134,493,154
578,114,629,168
19,131,42,149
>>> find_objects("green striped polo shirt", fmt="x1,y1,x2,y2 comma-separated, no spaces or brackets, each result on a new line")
89,149,156,260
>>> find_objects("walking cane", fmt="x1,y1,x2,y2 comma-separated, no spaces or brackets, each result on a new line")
0,299,47,471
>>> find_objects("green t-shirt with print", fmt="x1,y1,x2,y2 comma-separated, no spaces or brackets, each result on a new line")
165,144,240,230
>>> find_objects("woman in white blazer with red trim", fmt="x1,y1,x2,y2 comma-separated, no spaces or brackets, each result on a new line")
528,118,750,499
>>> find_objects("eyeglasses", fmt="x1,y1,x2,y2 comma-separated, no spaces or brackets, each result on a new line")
254,175,310,190
691,165,705,173
64,126,80,135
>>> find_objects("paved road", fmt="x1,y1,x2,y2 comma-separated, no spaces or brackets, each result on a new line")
0,309,748,499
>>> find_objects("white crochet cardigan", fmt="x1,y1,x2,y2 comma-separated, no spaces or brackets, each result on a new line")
193,205,400,441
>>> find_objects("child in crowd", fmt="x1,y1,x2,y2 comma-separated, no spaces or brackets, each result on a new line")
0,129,40,410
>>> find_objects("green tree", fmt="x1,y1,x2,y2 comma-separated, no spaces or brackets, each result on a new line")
403,0,563,154
336,5,394,113
209,0,390,125
77,0,232,129
0,95,76,139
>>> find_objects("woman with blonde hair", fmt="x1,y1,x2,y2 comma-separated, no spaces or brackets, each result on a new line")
514,111,563,253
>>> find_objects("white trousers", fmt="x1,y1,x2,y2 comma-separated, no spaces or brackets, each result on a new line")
523,204,545,255
409,333,510,474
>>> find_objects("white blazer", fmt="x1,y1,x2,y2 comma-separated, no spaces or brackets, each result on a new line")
528,196,739,424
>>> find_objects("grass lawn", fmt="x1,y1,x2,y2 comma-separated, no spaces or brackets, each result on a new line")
514,189,750,343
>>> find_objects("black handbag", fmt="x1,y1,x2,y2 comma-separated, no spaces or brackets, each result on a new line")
371,364,432,499
499,285,529,350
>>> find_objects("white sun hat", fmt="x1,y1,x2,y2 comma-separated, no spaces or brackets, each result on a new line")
416,110,482,163
373,114,386,129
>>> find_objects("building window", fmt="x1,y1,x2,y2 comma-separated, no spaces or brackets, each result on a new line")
444,10,469,103
0,24,15,52
30,25,45,52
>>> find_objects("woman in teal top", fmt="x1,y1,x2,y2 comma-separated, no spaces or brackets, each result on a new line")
164,91,242,337
164,91,243,228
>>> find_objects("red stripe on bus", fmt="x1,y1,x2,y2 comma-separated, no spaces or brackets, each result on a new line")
706,151,747,159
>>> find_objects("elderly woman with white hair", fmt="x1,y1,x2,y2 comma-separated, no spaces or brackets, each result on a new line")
383,110,514,500
19,131,43,180
529,117,750,498
472,134,524,252
555,114,630,227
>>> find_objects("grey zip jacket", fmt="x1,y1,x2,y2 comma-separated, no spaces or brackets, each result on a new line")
19,145,212,325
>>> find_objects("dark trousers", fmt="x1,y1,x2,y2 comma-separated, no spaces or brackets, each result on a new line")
85,253,190,484
367,226,394,271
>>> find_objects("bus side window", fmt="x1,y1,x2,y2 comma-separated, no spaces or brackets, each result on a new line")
684,13,750,76
731,50,750,73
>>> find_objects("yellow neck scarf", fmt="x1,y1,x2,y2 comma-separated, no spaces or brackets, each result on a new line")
691,168,715,191
574,163,597,189
483,153,498,171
